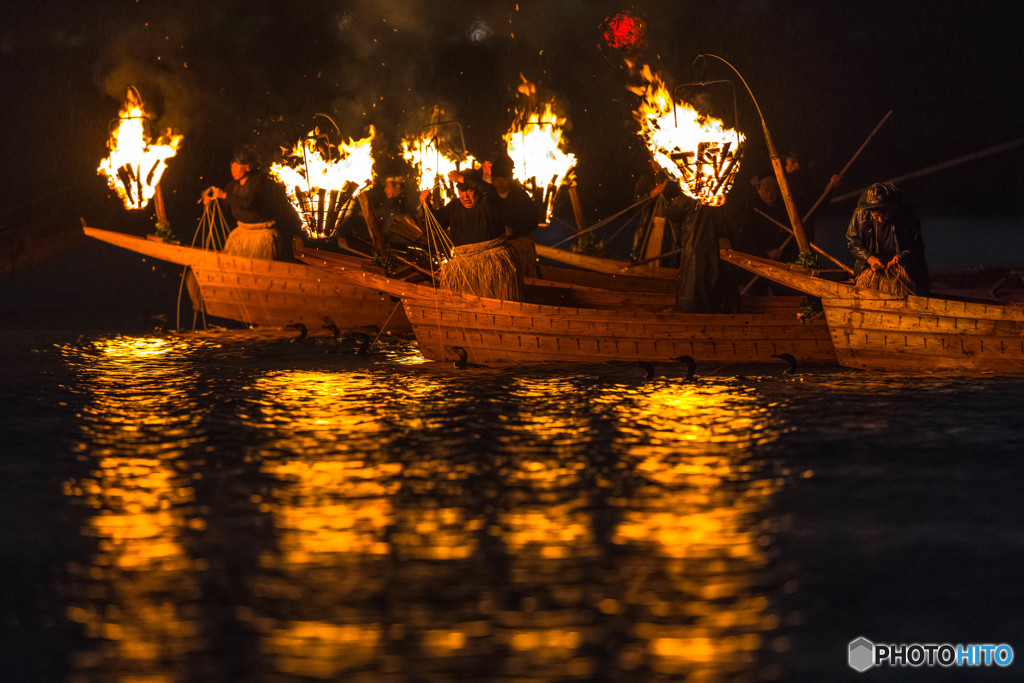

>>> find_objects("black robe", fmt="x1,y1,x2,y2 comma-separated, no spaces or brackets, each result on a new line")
667,196,740,313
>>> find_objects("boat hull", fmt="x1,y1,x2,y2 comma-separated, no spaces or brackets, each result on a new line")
84,227,409,334
307,254,837,366
721,244,1024,373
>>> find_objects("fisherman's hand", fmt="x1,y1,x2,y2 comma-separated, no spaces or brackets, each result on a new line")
418,189,430,206
828,174,841,189
649,181,667,197
868,256,884,271
888,255,900,268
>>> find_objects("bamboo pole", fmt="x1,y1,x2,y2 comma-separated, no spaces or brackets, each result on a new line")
753,208,853,273
742,111,889,292
567,184,587,233
357,191,388,258
801,109,892,222
698,54,811,255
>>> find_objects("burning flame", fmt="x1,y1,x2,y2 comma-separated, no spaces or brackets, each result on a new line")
401,110,477,205
269,127,375,239
629,64,744,207
503,76,577,219
97,88,183,211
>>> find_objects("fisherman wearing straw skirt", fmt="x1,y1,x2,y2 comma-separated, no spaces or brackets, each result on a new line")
488,153,540,277
424,168,524,301
204,145,279,260
429,168,503,247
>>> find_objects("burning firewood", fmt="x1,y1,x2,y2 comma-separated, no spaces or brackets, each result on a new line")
97,86,183,211
629,64,745,207
503,75,577,221
269,122,374,239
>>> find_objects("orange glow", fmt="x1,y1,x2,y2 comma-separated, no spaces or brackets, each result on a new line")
64,335,201,677
401,120,477,204
610,383,780,677
629,64,744,207
503,75,577,219
269,127,376,238
97,88,183,210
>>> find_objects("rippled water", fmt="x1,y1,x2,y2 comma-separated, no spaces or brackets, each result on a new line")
1,329,1022,681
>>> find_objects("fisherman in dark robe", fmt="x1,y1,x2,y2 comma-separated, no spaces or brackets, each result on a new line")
488,153,540,275
423,168,502,247
666,194,740,313
846,182,929,295
204,145,281,260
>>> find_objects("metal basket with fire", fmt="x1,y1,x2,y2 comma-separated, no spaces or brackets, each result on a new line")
269,115,375,240
401,114,477,207
97,85,183,215
631,67,745,207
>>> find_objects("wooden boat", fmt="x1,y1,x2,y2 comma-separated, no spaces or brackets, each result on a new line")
83,226,410,335
720,243,1024,374
297,244,836,366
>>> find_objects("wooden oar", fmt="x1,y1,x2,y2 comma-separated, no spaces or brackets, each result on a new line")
800,109,892,222
831,135,1024,204
740,112,891,293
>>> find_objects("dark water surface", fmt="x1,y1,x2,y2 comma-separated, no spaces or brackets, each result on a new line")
1,329,1022,681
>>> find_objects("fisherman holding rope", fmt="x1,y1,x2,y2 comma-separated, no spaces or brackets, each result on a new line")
421,168,502,247
203,145,280,260
846,182,930,295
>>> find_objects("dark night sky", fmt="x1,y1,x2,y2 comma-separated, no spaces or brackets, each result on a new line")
2,0,1024,245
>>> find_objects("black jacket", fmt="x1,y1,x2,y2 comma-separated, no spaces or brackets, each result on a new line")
845,201,929,295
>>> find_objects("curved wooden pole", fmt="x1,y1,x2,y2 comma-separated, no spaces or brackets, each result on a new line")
697,54,811,255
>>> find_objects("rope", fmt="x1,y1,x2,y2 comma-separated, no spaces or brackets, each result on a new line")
176,199,234,330
549,194,656,248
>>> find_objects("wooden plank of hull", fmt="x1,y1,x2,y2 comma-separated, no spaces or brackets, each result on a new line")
190,267,401,331
535,263,677,293
85,225,409,333
823,297,1024,373
403,298,834,364
306,246,836,364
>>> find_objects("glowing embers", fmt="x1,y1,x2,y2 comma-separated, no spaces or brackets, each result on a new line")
269,127,375,239
97,86,183,211
629,65,744,207
503,76,577,221
602,12,646,50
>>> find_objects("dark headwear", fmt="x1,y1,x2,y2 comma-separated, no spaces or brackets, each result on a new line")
784,150,804,164
232,144,258,167
860,182,902,209
457,168,484,190
491,153,515,178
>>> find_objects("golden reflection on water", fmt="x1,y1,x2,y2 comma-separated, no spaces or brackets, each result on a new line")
251,369,488,678
58,338,792,681
611,382,781,680
63,336,202,680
